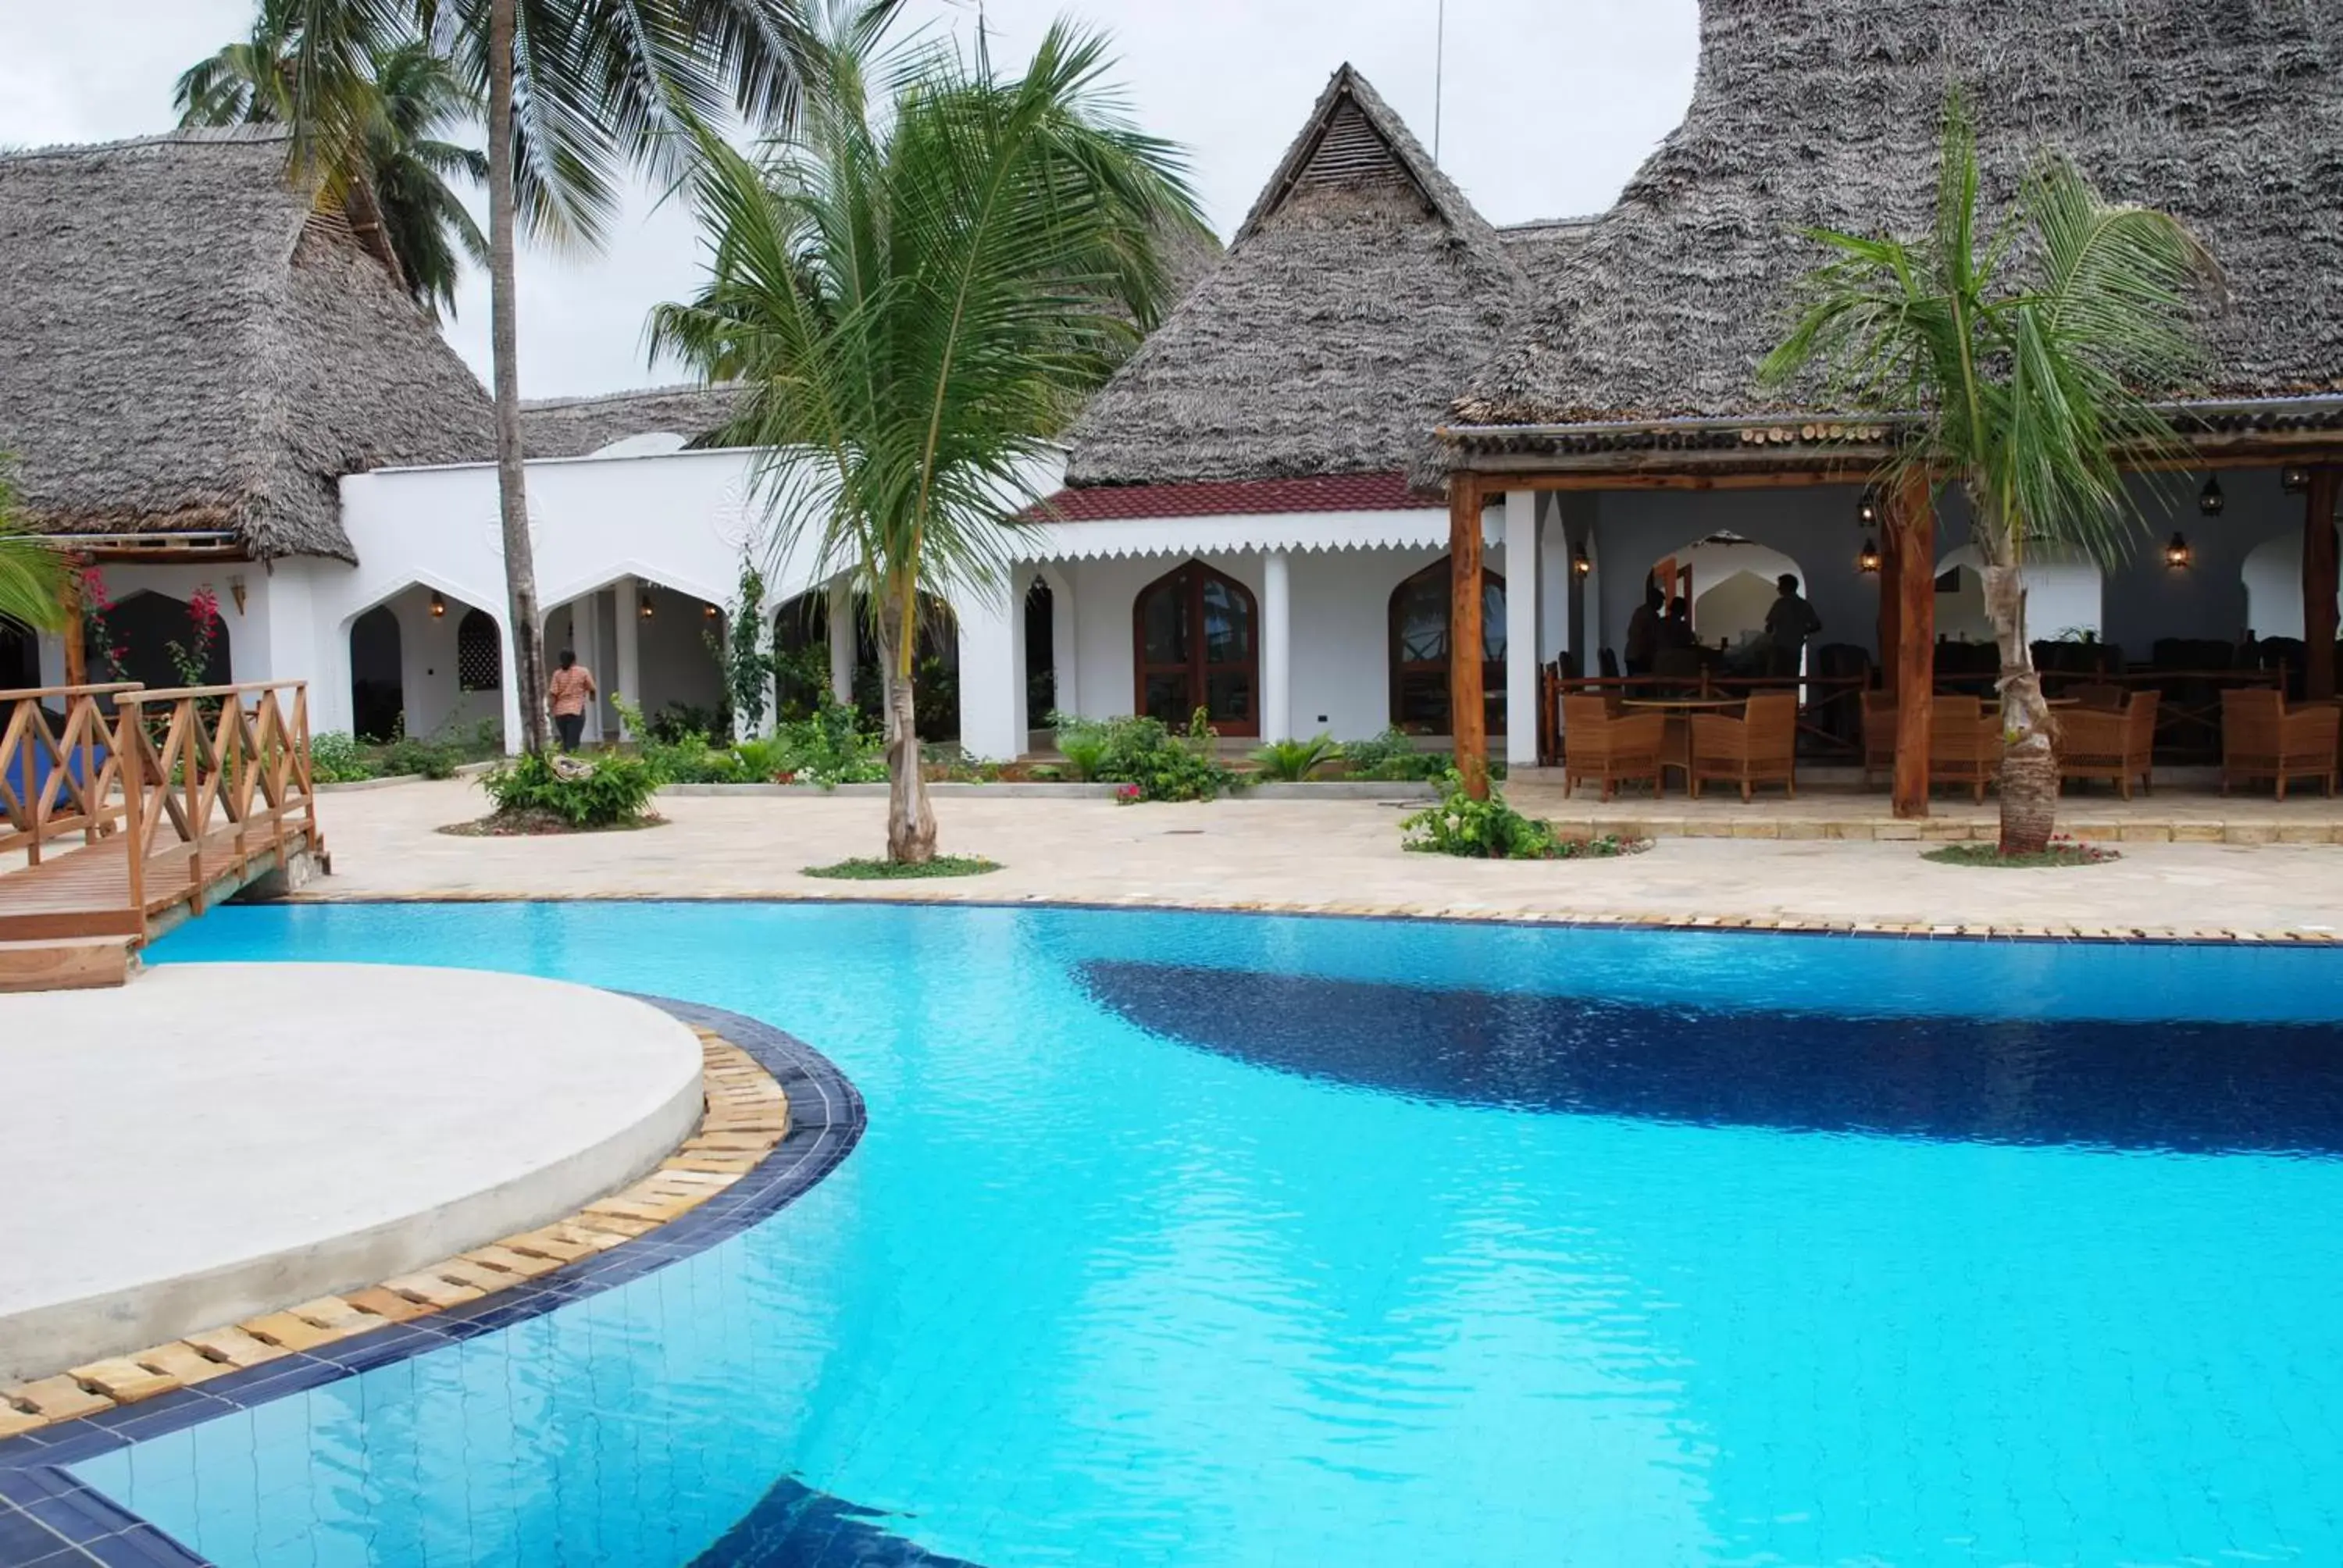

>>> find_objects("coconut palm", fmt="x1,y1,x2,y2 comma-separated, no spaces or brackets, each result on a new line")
0,463,66,634
256,0,841,756
649,16,1203,862
1760,93,2215,853
176,5,487,319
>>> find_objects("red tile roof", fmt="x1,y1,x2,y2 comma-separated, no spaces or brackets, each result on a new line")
1027,470,1428,522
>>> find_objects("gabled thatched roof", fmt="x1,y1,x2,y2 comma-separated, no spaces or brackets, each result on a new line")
1061,64,1528,489
519,383,754,458
1453,0,2343,435
0,128,493,561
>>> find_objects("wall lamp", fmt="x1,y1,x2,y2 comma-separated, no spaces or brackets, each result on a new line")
429,590,446,618
1571,543,1592,579
2164,531,2194,570
1858,537,1882,574
2199,476,2225,516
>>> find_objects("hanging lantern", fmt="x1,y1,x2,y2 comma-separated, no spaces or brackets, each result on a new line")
429,590,446,618
2283,465,2313,495
1571,543,1592,578
2164,531,2193,570
2198,476,2225,516
1857,490,1880,528
703,602,720,621
1858,536,1882,574
640,593,656,619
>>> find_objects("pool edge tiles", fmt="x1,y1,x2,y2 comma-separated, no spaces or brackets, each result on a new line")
0,998,867,1568
265,887,2343,946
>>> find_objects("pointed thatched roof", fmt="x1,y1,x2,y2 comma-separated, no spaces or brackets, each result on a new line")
1060,64,1528,490
519,383,755,458
1452,0,2343,444
0,127,494,561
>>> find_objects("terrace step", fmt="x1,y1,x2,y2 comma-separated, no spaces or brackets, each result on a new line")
0,935,139,993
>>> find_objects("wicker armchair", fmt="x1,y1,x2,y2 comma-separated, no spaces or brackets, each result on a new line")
1929,695,2002,804
1689,693,1798,801
1860,690,1900,787
2220,689,2339,800
2057,690,2159,800
1561,694,1666,800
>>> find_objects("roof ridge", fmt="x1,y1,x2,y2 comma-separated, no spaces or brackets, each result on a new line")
0,125,293,163
521,380,743,412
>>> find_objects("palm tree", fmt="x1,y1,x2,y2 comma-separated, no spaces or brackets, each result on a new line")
176,5,486,319
0,463,66,635
260,0,840,756
650,16,1203,862
1760,93,2215,853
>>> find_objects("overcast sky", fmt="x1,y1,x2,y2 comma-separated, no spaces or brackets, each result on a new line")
2,0,1699,397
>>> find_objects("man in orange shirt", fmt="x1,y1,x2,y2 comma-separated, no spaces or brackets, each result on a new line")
547,649,597,751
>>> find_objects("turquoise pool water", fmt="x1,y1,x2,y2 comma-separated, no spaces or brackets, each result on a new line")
68,903,2343,1566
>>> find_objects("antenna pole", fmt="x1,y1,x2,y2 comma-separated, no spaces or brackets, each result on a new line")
1433,0,1446,164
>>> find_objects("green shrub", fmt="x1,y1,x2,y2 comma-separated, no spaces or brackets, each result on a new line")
648,702,729,746
772,698,886,787
379,735,457,779
1251,732,1342,782
1340,726,1448,781
1049,709,1237,802
480,750,659,828
1400,770,1562,859
308,731,376,783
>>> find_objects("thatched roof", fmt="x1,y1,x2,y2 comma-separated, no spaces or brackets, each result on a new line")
1061,64,1528,489
519,383,757,458
1452,0,2343,442
0,128,494,561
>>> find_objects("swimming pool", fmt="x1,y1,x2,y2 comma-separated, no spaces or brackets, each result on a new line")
48,903,2343,1564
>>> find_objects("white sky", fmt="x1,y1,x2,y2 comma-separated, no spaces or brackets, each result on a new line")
1,0,1699,397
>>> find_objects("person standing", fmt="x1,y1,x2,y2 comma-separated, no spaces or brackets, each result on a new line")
547,648,597,751
1624,581,1667,676
1764,574,1824,680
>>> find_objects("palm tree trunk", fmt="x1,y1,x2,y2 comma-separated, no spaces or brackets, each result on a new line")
1978,543,2058,855
486,0,549,756
879,581,936,864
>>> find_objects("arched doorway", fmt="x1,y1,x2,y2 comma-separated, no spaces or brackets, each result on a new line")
1133,561,1257,735
1388,557,1505,735
1025,575,1056,718
90,590,231,690
0,615,36,690
350,605,404,740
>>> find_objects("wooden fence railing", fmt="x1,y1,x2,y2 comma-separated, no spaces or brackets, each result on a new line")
111,681,323,926
0,682,144,865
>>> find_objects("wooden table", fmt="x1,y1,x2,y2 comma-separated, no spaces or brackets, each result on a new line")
1624,697,1746,786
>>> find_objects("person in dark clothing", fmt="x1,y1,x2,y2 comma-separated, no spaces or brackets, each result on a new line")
1624,581,1667,675
1764,574,1824,679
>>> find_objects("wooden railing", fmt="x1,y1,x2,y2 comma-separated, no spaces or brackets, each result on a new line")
0,682,144,865
111,681,324,925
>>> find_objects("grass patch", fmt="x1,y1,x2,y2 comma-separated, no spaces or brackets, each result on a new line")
1924,838,2119,868
440,809,666,837
803,854,1003,880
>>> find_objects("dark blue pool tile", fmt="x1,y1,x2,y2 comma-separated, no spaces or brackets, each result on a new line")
4,1427,128,1470
199,1356,345,1409
0,1499,77,1562
312,1327,440,1374
85,1524,209,1567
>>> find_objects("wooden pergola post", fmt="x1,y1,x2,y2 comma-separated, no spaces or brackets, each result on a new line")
1449,473,1488,799
1888,470,1935,818
2306,467,2339,702
59,564,86,690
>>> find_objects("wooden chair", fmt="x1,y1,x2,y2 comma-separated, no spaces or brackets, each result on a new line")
2220,689,2340,800
2057,690,2159,800
2068,682,2125,711
1860,690,1898,787
1561,694,1666,800
1928,695,2002,804
1689,693,1798,801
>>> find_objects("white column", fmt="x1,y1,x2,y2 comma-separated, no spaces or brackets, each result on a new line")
826,576,855,704
1504,488,1542,768
1047,568,1078,717
574,590,603,741
497,616,524,753
1261,549,1293,742
612,576,641,739
955,585,1024,761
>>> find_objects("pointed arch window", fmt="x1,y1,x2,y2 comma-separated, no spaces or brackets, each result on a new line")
1132,561,1258,736
456,608,502,692
1389,557,1505,734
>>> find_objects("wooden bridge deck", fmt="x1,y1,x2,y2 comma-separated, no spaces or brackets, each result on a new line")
0,816,320,943
1,681,325,989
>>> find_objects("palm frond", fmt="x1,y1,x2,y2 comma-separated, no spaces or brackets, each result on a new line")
0,464,66,635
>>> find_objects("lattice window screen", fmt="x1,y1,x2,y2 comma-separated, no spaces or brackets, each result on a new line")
457,609,502,692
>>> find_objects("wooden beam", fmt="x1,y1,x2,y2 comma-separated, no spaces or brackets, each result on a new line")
1888,471,1935,819
1448,475,1489,800
59,569,86,690
2306,467,2339,702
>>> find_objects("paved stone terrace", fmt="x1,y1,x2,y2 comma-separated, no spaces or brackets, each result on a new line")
280,779,2343,941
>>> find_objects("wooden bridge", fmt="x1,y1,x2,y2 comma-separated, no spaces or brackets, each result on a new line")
0,681,326,990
